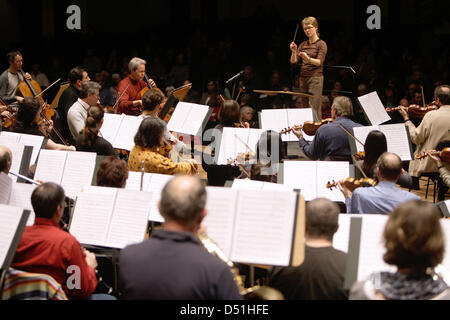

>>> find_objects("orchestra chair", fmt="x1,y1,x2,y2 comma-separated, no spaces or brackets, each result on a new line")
1,268,67,300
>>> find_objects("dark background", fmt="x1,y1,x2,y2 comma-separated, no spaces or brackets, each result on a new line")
0,0,449,106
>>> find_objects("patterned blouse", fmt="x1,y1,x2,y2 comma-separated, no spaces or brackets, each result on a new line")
128,145,197,175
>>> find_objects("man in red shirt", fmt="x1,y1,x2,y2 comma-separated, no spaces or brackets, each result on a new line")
12,182,98,300
116,57,157,115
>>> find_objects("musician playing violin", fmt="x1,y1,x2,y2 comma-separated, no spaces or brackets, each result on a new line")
116,57,157,116
291,96,362,161
0,51,32,105
398,85,450,198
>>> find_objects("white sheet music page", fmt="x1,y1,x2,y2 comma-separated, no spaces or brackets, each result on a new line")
183,103,210,136
106,189,152,249
357,91,391,126
260,109,289,141
316,161,349,202
125,171,151,191
18,134,44,165
166,102,192,134
333,214,365,253
0,172,13,204
379,124,412,161
0,205,24,267
203,187,239,259
0,131,20,144
34,150,67,184
282,161,318,201
230,190,297,266
261,182,293,192
9,182,37,226
100,113,123,146
287,108,315,141
69,186,117,247
147,173,174,222
113,115,143,151
232,179,264,190
357,215,395,281
440,219,450,271
61,151,97,198
352,126,378,153
246,129,264,153
216,128,239,165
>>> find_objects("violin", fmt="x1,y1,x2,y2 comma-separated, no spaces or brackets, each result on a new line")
0,98,17,128
353,151,365,161
386,103,439,119
326,177,377,192
281,118,334,136
227,151,257,166
415,148,450,163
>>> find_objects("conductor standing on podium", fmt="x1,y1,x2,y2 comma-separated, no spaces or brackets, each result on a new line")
290,16,327,121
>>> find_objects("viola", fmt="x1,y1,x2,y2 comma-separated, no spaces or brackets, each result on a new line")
353,151,365,161
281,118,334,136
415,148,450,164
386,103,439,119
326,177,377,192
137,74,165,101
0,98,17,128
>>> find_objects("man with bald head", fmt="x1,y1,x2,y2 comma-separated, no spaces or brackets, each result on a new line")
339,152,421,214
119,175,242,300
269,198,348,300
0,145,12,173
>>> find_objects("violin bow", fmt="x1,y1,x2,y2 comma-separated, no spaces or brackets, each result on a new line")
234,133,254,153
112,83,130,110
338,123,365,147
35,78,61,99
421,85,426,108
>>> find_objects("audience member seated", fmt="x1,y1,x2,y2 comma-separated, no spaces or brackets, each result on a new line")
128,117,197,175
269,198,348,300
339,152,421,214
350,200,450,300
96,156,129,188
75,105,117,156
119,175,242,300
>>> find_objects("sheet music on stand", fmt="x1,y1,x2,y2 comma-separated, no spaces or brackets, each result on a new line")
260,108,314,142
343,215,395,290
231,179,293,192
357,91,391,126
351,124,413,161
216,127,265,165
0,136,33,182
0,131,45,165
69,186,153,249
125,171,174,223
0,204,30,270
100,113,143,151
202,187,305,267
281,161,350,202
33,150,97,198
167,102,212,136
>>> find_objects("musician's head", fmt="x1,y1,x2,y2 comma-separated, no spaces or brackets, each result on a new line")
364,130,387,160
31,182,66,223
305,198,339,242
0,146,12,174
240,106,254,122
434,85,450,106
68,66,90,89
376,152,403,182
251,130,285,181
96,156,129,188
134,116,166,149
219,100,241,127
142,90,165,114
159,175,207,232
331,96,353,119
128,57,146,81
383,200,444,276
80,106,104,147
17,97,41,125
79,81,101,106
7,51,23,71
302,16,319,38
